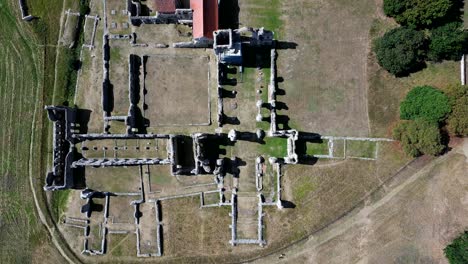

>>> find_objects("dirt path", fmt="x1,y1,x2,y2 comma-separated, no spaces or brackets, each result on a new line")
252,140,468,263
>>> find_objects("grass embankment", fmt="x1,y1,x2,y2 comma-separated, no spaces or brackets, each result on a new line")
0,0,61,262
54,0,90,103
38,0,90,223
50,189,71,221
0,0,87,262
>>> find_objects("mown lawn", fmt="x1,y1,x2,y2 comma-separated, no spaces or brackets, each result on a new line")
0,0,49,262
306,140,329,156
240,0,283,38
0,0,82,262
259,137,288,158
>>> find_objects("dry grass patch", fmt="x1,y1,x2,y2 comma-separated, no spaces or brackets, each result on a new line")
270,0,375,136
108,39,130,116
144,55,210,126
263,141,410,249
161,196,231,257
108,195,135,224
106,0,131,35
133,23,192,45
345,140,377,159
108,233,137,257
85,166,142,193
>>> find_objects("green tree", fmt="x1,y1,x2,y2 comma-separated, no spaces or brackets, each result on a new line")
444,231,468,264
374,27,426,76
383,0,406,17
393,119,445,157
400,86,451,123
428,22,468,61
446,84,468,137
383,0,455,28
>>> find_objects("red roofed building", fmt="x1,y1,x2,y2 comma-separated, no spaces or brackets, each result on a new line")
154,0,177,14
190,0,218,40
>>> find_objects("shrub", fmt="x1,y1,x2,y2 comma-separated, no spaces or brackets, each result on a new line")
446,84,468,136
428,22,468,61
444,231,468,264
400,86,451,123
393,119,445,157
383,0,455,28
383,0,406,18
374,27,426,76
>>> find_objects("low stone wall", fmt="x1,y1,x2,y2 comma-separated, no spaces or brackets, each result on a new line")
72,158,170,167
83,15,100,49
19,0,34,21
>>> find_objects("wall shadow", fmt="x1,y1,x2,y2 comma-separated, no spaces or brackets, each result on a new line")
219,0,239,29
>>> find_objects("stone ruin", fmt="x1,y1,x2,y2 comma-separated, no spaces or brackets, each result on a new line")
128,0,193,25
213,29,242,65
44,23,308,256
44,106,78,191
43,0,396,257
18,0,34,21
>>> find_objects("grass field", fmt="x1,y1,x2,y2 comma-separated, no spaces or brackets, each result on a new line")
259,137,288,158
0,0,87,262
145,55,210,126
306,140,329,156
345,140,377,159
0,0,65,262
269,0,373,136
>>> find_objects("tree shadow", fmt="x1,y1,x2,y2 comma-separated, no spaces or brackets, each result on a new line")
440,126,452,154
394,61,427,78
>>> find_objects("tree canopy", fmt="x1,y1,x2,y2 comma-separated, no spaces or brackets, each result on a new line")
383,0,456,28
393,119,445,157
374,27,426,76
444,231,468,264
428,22,468,61
446,84,468,137
400,86,451,123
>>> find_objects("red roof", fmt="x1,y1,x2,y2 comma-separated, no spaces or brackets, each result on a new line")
155,0,176,13
191,0,218,39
